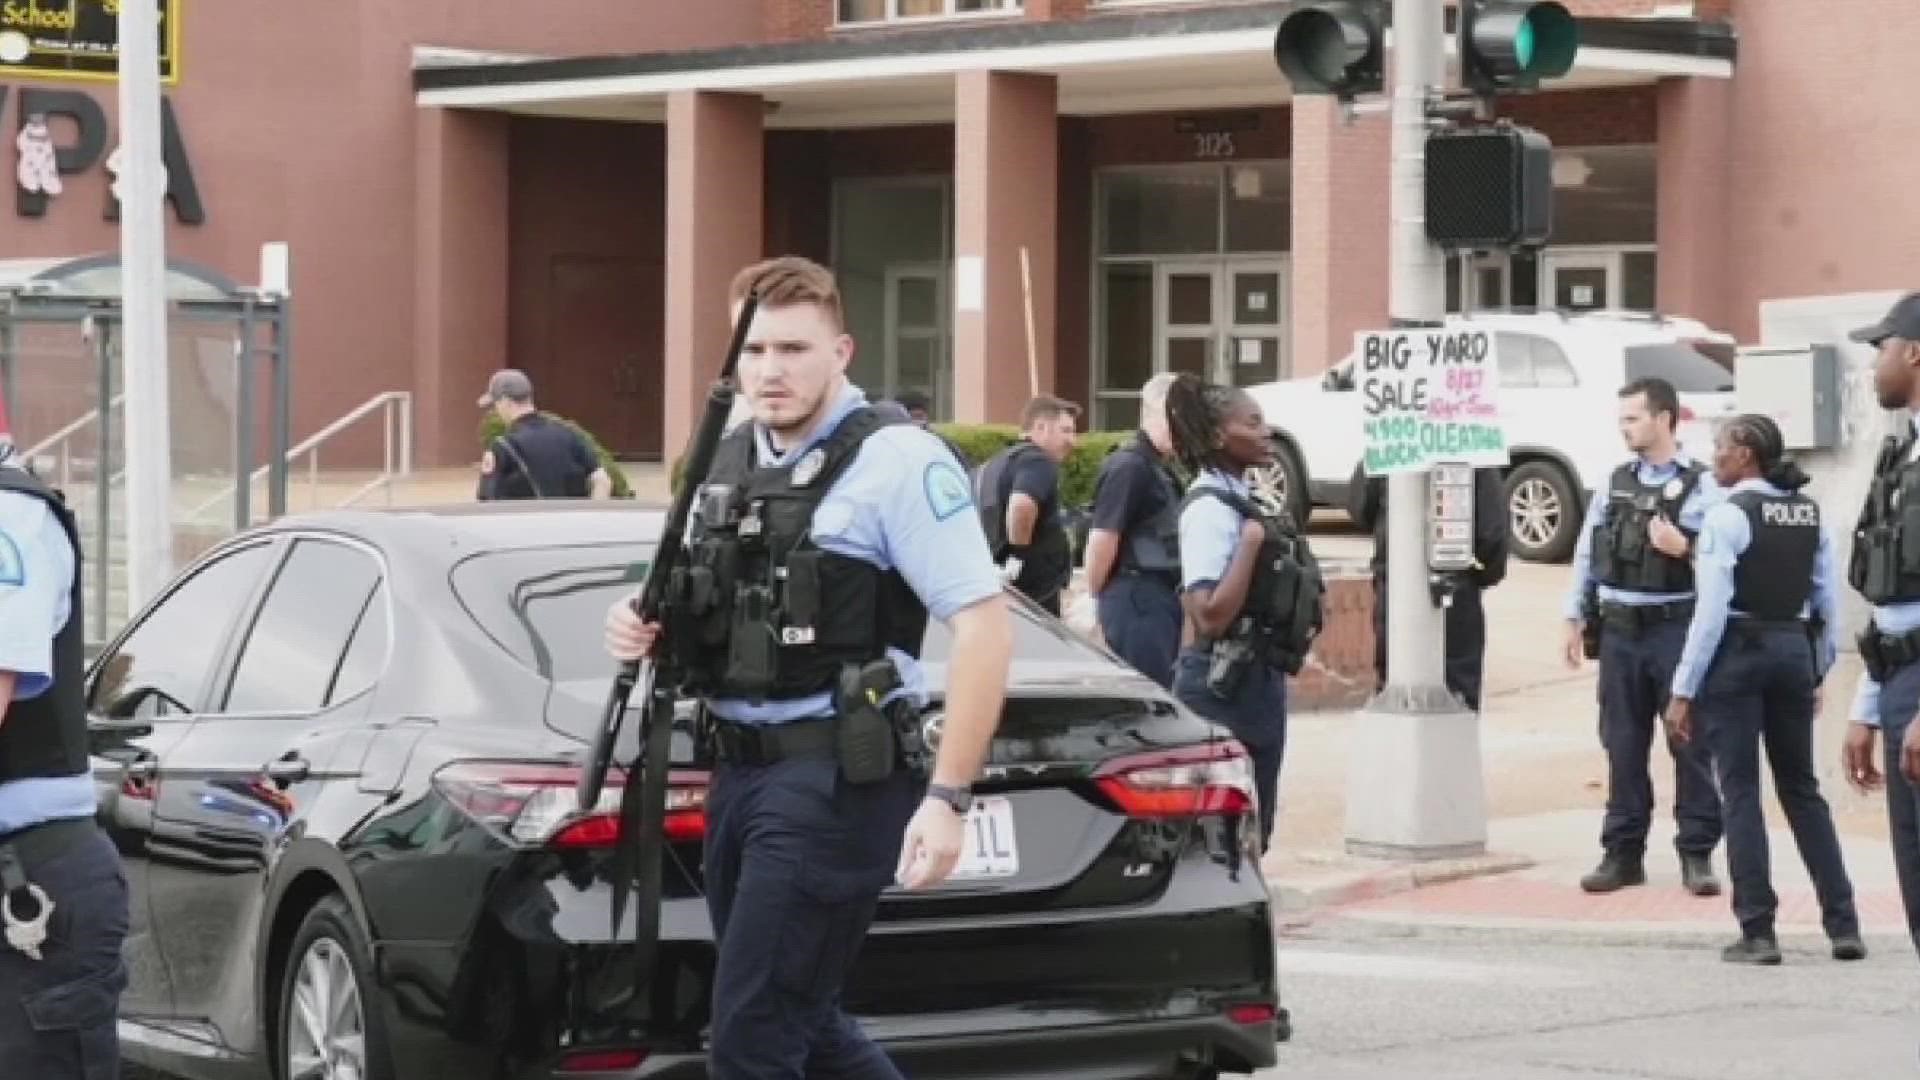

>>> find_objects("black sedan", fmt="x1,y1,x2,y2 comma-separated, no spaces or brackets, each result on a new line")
91,501,1282,1080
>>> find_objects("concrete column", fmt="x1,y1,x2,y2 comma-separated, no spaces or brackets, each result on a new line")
414,107,510,468
1289,97,1390,377
664,90,764,454
953,71,1057,424
1655,77,1732,330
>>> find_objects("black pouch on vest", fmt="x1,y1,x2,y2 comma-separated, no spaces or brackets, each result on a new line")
725,584,779,699
835,661,901,785
782,550,823,643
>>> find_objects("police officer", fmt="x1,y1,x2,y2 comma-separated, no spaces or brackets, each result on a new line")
1164,372,1324,854
1840,291,1920,964
1350,460,1508,710
0,387,131,1077
1562,376,1726,896
1663,414,1864,965
1084,372,1184,689
477,368,613,500
603,256,1014,1079
976,396,1079,616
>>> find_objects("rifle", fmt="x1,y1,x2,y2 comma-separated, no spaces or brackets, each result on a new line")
576,281,764,959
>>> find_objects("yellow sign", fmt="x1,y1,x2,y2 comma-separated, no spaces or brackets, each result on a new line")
0,0,179,84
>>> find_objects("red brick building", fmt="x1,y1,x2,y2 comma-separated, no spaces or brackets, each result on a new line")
3,0,1914,469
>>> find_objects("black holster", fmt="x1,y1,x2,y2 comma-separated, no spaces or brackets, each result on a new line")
1856,624,1920,684
1206,629,1258,699
835,660,904,785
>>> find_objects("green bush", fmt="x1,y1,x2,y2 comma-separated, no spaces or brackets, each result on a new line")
479,411,634,498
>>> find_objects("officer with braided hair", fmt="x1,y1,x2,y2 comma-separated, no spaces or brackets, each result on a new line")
1664,413,1863,965
1163,372,1324,853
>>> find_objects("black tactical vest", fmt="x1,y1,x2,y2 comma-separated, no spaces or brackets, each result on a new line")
665,407,928,704
1729,490,1821,620
1848,433,1920,605
976,440,1072,598
1110,436,1182,579
0,463,89,784
1181,486,1326,675
1590,459,1705,593
486,414,591,500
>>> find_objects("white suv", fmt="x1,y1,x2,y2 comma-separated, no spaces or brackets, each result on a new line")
1244,310,1739,563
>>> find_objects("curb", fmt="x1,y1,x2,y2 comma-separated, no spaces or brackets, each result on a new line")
1265,849,1536,915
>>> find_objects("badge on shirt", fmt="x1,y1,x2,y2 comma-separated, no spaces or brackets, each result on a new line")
0,529,22,588
924,461,972,522
1662,478,1683,499
791,447,827,488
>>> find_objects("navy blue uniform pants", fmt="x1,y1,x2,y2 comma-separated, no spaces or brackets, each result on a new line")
1696,625,1858,940
1096,573,1182,690
1371,575,1488,711
0,820,129,1080
1872,656,1920,959
1596,614,1723,859
1172,648,1285,852
703,754,920,1079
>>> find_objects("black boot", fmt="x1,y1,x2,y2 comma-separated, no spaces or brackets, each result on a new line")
1680,852,1721,897
1830,933,1867,961
1580,851,1647,893
1722,935,1782,965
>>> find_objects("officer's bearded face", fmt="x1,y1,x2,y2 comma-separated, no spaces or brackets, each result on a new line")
1872,337,1920,411
735,301,853,438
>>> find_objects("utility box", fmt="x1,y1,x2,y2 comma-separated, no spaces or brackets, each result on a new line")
1736,344,1842,450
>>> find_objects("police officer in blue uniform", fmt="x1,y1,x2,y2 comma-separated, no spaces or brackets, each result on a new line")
604,256,1014,1079
1164,373,1324,854
1840,291,1920,964
975,396,1080,616
1562,376,1726,896
1084,372,1184,689
477,368,613,500
1663,414,1864,965
0,390,130,1077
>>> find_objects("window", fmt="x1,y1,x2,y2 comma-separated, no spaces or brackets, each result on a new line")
1495,333,1536,389
1625,342,1736,394
327,587,390,706
1529,338,1578,388
837,0,1019,23
88,543,275,718
222,539,384,714
1494,334,1578,390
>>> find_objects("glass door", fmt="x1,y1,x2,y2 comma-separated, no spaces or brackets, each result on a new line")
1223,259,1286,387
1157,262,1218,383
883,263,948,417
1541,250,1614,312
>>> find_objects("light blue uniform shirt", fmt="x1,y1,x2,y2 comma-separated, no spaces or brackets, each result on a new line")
706,384,1002,726
1562,452,1726,621
1849,413,1920,729
1670,478,1841,701
0,459,97,833
1179,468,1252,593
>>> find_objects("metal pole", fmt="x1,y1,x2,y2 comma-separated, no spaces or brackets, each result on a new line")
234,328,254,530
95,320,114,635
1343,0,1487,861
270,299,290,519
119,0,173,609
0,310,16,439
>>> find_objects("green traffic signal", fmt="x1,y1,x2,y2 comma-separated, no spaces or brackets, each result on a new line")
1461,0,1579,92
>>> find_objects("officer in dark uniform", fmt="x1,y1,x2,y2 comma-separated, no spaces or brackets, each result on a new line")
0,387,131,1077
1561,376,1726,896
1163,373,1324,854
1084,373,1184,689
604,257,1013,1079
976,395,1080,616
1663,414,1864,965
477,368,613,500
1349,460,1508,710
1840,291,1920,965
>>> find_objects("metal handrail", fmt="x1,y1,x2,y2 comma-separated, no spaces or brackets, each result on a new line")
21,393,126,489
183,390,413,523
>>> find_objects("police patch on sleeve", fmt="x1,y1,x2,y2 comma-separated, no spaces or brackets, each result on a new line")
0,529,23,588
923,460,973,522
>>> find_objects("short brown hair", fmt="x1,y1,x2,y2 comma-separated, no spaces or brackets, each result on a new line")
729,256,845,331
1022,395,1081,429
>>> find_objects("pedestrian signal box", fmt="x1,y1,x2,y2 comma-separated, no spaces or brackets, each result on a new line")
1424,125,1554,250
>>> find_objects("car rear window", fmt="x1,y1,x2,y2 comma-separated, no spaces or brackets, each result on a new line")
1624,342,1736,393
449,542,1108,686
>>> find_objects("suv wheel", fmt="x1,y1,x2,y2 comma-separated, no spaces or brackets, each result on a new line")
1505,461,1581,563
1249,437,1309,526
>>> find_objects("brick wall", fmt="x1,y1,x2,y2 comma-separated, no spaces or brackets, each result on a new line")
1292,571,1380,712
768,0,832,40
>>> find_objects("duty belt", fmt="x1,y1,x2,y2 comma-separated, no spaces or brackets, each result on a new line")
1857,623,1920,683
0,816,95,868
709,716,840,766
1599,598,1694,634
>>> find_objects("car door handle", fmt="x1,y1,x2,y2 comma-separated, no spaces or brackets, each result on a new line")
264,757,311,786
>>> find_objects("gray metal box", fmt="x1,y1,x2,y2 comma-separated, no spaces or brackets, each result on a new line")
1735,344,1842,450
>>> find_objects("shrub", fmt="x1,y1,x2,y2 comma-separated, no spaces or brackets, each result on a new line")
479,411,634,498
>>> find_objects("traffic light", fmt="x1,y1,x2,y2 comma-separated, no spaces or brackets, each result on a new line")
1272,0,1384,101
1424,125,1554,249
1458,0,1579,94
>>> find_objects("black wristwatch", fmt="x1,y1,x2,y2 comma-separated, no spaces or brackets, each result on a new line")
926,783,973,815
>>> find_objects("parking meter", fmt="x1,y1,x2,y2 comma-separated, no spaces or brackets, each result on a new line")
1427,461,1476,608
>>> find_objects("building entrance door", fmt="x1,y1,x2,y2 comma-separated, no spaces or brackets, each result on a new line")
882,263,948,415
1155,259,1289,390
1541,249,1616,312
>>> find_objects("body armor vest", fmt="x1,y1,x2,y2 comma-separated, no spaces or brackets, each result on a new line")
1590,459,1705,593
1182,487,1325,675
0,464,89,784
976,440,1072,597
1113,438,1182,579
1848,433,1920,605
1730,490,1821,620
665,407,928,704
486,414,591,500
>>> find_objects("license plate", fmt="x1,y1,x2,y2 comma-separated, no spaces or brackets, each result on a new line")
948,796,1018,881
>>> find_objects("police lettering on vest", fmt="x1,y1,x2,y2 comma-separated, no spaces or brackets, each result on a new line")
664,407,928,704
1180,487,1326,674
0,466,87,784
1592,460,1706,593
1848,434,1920,604
1732,490,1821,621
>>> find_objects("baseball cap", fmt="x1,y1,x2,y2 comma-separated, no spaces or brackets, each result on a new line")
1848,292,1920,347
477,368,533,408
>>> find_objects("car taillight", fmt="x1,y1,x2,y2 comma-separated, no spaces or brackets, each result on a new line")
1678,405,1697,422
558,1047,648,1073
1092,741,1255,819
432,761,707,848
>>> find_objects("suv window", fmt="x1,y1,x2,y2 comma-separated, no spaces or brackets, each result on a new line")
1495,333,1536,388
222,538,384,713
89,542,276,718
1625,342,1736,393
1529,337,1578,388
